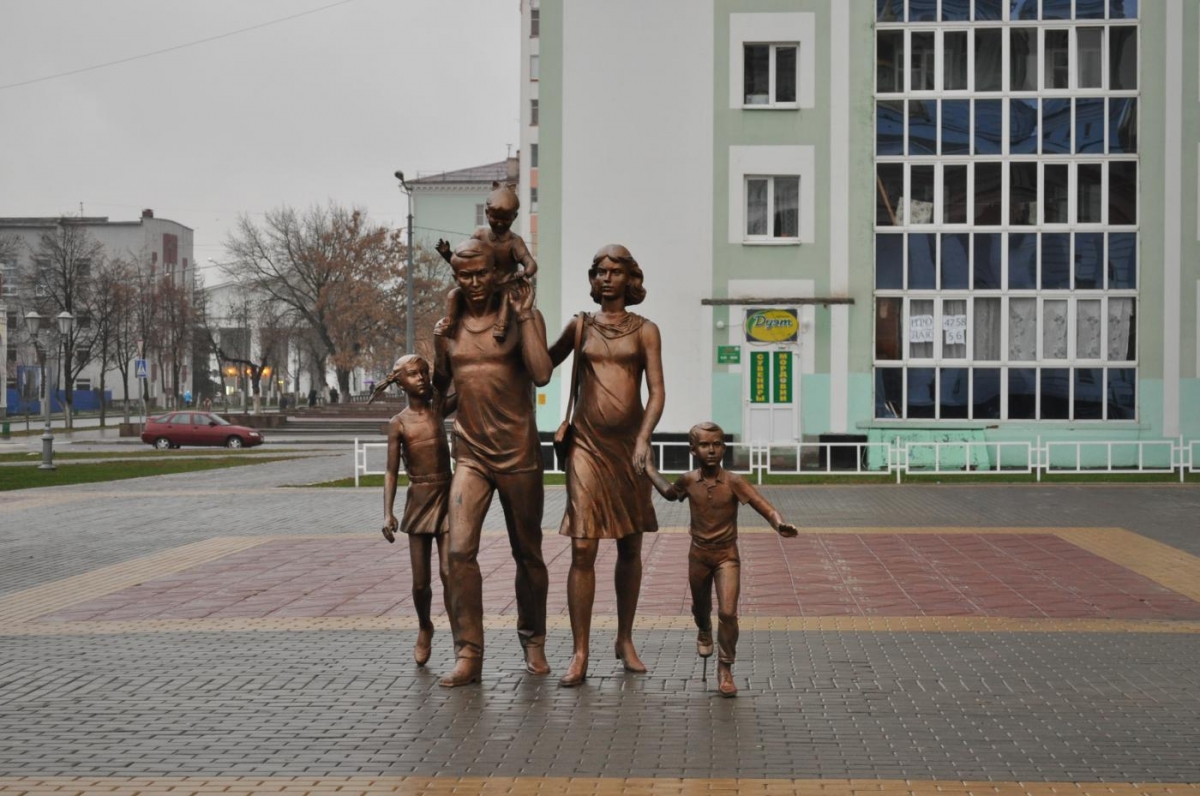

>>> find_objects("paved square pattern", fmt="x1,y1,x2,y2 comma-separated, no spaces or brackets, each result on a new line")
3,466,1200,793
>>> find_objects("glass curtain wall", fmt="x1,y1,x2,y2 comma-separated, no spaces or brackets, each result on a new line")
874,0,1138,422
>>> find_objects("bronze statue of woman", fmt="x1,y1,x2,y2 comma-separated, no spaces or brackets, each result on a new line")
550,244,665,687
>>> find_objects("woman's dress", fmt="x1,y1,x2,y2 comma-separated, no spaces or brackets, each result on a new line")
559,313,659,540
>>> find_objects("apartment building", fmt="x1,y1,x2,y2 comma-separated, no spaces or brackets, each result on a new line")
528,0,1199,448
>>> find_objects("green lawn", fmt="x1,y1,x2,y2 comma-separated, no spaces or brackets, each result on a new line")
0,456,304,491
298,471,1198,488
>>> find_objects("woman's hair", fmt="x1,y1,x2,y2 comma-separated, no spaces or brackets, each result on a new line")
588,243,647,306
688,421,726,448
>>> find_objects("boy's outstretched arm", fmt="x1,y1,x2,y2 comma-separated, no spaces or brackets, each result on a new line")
743,487,799,537
645,460,683,501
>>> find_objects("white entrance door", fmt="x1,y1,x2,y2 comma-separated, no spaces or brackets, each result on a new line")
743,346,799,444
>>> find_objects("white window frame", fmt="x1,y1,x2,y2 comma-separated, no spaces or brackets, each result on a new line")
729,12,815,110
741,43,799,109
744,175,801,241
729,145,815,245
530,53,539,82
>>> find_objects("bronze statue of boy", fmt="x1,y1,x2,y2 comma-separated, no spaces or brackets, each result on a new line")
377,354,455,667
645,422,798,697
436,181,538,342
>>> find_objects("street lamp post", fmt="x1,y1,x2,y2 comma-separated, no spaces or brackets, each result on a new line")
394,170,415,356
24,310,74,470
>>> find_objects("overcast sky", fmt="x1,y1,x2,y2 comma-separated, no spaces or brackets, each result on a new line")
0,0,520,279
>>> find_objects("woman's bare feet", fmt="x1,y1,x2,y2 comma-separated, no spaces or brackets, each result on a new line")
614,639,647,673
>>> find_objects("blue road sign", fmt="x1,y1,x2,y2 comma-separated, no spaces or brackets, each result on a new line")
135,359,148,379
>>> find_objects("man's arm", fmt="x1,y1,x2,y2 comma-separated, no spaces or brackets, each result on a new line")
433,332,453,396
548,316,577,368
512,282,553,386
440,389,458,418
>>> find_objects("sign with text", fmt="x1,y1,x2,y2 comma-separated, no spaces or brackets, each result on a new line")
744,308,799,343
749,351,770,403
943,314,967,345
717,345,741,365
773,351,792,403
909,314,935,343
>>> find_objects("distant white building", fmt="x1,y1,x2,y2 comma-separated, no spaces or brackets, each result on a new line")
1,210,195,417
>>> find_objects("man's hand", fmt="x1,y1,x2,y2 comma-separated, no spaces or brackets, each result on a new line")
382,514,398,544
776,522,799,538
512,280,536,317
435,239,452,262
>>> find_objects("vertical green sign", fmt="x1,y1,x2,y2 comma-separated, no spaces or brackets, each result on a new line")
749,351,770,403
773,351,792,403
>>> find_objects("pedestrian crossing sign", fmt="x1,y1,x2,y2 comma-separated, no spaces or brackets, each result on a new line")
135,359,148,379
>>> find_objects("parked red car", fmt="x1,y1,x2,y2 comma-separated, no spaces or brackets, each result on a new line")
141,412,264,449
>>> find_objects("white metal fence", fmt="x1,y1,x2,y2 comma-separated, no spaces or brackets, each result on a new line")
354,436,1197,485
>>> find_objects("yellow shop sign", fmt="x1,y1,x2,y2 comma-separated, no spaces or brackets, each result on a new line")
744,308,799,343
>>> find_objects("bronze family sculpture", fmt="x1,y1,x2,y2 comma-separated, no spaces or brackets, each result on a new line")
549,244,665,687
381,222,789,696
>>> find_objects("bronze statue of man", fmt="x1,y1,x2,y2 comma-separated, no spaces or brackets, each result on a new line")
433,238,554,687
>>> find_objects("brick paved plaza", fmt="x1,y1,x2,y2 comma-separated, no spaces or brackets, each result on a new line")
2,449,1199,794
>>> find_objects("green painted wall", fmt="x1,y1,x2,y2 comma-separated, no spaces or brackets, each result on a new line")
846,2,877,390
708,1,879,441
710,1,833,440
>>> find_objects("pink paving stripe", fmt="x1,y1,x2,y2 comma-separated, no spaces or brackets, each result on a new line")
36,534,1200,623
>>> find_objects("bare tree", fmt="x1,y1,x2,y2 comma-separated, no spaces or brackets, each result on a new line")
21,220,102,428
86,256,135,427
108,258,142,423
200,285,292,415
156,276,193,409
223,204,408,401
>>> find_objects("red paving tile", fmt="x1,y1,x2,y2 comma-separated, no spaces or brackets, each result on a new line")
35,533,1200,623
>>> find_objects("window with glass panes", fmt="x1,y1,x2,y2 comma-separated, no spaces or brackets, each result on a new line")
873,0,1137,422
